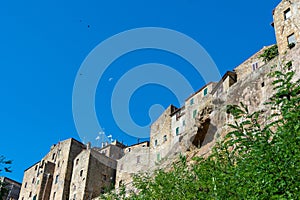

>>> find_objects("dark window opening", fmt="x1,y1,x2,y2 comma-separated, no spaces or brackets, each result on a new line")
204,88,208,96
55,175,59,184
103,174,107,181
261,82,265,87
80,170,83,177
163,135,167,142
284,8,291,20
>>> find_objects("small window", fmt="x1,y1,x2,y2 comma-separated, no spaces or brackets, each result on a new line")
80,170,83,177
35,165,38,171
203,88,208,96
24,182,27,188
32,178,35,184
157,153,160,161
127,148,131,152
21,197,24,200
137,156,140,164
33,195,37,200
154,140,158,147
183,120,186,126
176,127,179,136
288,33,296,45
252,62,259,71
284,8,291,20
57,161,60,168
73,193,76,200
76,159,79,166
190,98,194,105
261,82,265,87
103,174,107,181
53,192,56,200
119,180,123,187
52,153,56,160
163,135,167,142
55,175,59,184
29,192,32,198
193,110,197,118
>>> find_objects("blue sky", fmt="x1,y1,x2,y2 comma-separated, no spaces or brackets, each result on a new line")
0,0,281,182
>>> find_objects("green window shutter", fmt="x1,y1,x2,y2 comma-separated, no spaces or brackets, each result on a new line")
193,110,197,118
204,88,208,96
157,153,160,161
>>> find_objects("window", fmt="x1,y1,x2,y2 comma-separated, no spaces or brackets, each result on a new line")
73,193,76,200
103,174,107,181
24,182,27,188
183,120,186,126
137,156,140,164
75,159,79,166
55,175,59,184
29,192,32,198
203,88,208,96
119,180,123,187
32,178,35,184
190,98,194,105
176,127,179,136
193,110,197,118
127,148,131,152
80,170,83,177
157,153,160,161
288,33,296,45
252,62,259,71
57,161,60,168
154,140,158,147
163,135,167,142
33,195,37,200
52,153,56,160
284,8,291,20
53,192,56,200
261,82,265,87
35,165,38,171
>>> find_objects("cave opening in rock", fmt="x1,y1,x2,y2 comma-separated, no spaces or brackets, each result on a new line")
192,118,211,148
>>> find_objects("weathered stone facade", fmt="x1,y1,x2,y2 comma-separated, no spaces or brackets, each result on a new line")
273,0,300,54
19,0,300,198
0,177,21,200
19,138,120,200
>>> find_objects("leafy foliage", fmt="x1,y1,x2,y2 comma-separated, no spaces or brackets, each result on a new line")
0,156,12,198
259,44,279,62
102,66,300,199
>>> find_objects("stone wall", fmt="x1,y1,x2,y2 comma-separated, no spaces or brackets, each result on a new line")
273,0,300,54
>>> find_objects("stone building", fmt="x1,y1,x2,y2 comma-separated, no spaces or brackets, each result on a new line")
18,138,120,200
273,0,300,54
115,141,150,189
0,177,21,200
69,144,117,200
18,0,300,198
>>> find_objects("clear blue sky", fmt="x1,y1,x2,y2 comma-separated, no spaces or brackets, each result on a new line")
0,0,281,182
